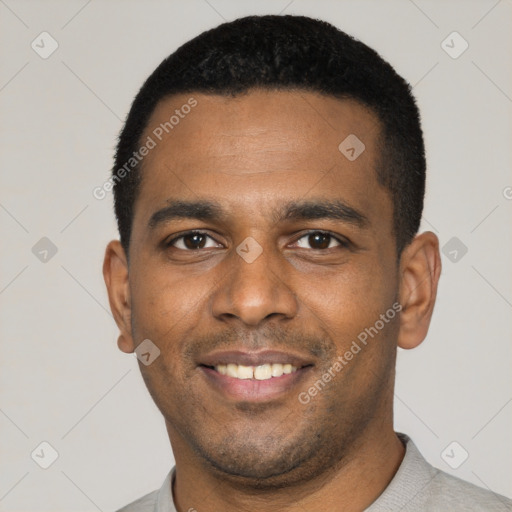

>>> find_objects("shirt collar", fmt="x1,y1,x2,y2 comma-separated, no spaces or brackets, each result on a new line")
365,433,438,511
155,466,176,512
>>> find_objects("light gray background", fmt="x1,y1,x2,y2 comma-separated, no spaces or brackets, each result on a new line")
1,0,511,510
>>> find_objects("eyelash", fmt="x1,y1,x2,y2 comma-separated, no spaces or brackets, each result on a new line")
164,230,350,251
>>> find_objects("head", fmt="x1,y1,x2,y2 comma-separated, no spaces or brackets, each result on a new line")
104,15,440,489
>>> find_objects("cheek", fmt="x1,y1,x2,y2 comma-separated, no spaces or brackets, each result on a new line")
129,269,194,345
130,275,198,394
305,261,387,312
300,258,397,349
129,265,219,371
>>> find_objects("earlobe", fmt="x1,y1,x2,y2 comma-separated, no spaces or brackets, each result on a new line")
117,333,133,353
103,240,135,354
397,231,441,350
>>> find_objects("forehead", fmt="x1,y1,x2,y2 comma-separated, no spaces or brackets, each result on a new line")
142,89,381,164
134,90,389,229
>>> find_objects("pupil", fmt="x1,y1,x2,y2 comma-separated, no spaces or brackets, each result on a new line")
310,232,329,249
185,233,205,250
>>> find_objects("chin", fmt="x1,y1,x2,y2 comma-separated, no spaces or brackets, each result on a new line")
191,429,333,490
206,456,307,490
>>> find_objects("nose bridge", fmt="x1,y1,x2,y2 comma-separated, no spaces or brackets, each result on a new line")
233,236,276,288
211,235,298,326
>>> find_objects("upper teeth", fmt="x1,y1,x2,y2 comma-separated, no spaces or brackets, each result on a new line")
215,363,298,380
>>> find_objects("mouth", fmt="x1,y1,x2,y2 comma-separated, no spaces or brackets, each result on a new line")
198,350,314,402
207,362,299,380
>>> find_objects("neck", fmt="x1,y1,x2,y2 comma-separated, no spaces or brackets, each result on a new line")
169,423,405,512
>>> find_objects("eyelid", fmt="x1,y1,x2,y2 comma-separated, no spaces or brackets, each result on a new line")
164,230,221,248
292,230,350,249
164,229,350,250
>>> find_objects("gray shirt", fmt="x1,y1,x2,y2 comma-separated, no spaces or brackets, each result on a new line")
116,434,512,511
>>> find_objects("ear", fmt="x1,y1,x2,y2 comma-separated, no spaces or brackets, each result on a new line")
103,240,135,353
397,231,441,350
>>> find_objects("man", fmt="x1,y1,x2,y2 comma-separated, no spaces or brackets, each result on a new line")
103,15,511,512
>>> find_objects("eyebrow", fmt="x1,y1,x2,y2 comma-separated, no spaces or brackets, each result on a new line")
148,198,369,230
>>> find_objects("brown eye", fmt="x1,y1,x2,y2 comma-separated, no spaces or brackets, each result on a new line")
309,232,330,249
295,231,347,250
167,231,220,250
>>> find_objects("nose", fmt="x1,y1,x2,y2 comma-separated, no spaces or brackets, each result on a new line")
210,238,299,327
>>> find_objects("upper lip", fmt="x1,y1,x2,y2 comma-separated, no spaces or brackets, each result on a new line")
198,350,314,368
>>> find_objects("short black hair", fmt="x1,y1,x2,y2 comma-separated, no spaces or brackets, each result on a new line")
113,14,425,257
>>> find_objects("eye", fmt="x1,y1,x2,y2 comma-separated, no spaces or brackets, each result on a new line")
165,231,221,250
294,231,348,250
164,230,348,252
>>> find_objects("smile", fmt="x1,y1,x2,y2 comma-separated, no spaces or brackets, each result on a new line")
197,350,314,402
213,363,298,380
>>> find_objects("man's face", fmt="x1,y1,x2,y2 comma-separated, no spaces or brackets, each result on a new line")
126,90,400,485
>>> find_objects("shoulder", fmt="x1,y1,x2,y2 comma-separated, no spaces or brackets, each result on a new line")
114,468,175,512
367,434,512,512
426,468,512,511
115,489,159,512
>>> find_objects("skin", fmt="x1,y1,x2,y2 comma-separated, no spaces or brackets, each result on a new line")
103,90,441,512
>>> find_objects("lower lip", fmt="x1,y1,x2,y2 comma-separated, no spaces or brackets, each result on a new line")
199,366,312,402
